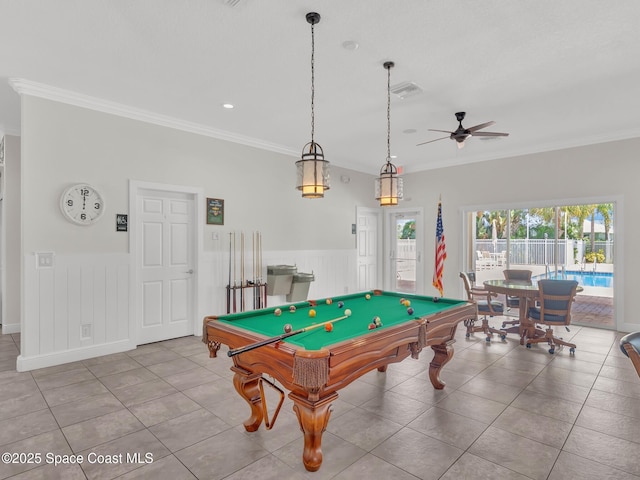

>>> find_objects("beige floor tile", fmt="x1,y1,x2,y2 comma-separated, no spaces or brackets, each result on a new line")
408,406,488,450
128,391,201,427
548,451,640,480
62,409,144,452
492,406,573,448
440,453,531,480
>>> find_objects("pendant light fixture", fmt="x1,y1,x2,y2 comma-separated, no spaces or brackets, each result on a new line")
375,61,403,206
296,12,330,199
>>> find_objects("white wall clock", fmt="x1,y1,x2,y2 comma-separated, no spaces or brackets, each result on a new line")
60,183,105,225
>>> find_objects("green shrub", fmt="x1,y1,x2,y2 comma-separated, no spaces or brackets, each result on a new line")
585,250,606,263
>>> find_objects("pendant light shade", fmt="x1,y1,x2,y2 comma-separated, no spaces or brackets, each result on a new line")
296,12,330,198
375,61,403,206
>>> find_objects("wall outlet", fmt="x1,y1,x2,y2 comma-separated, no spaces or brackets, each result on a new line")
81,324,92,339
36,252,54,269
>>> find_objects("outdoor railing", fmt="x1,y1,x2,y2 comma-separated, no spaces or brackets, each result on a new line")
476,239,614,265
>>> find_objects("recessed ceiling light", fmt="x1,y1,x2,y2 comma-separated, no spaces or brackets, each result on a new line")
342,40,359,51
222,103,234,109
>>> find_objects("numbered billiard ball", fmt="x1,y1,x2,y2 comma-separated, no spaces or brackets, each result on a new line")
326,298,333,305
403,300,411,307
373,316,382,326
309,309,316,318
365,293,371,300
399,297,406,305
325,323,333,332
274,308,282,316
368,323,377,330
338,301,344,309
284,324,293,333
407,307,414,315
344,309,352,317
289,305,296,313
433,296,440,303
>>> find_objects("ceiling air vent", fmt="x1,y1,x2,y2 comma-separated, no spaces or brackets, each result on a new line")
390,82,422,99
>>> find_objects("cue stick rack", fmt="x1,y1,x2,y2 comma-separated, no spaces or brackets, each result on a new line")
226,231,267,313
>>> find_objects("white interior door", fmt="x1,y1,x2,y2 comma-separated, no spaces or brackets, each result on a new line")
356,207,382,290
136,189,196,344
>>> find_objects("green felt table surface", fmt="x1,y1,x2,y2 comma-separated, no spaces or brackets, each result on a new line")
215,291,467,350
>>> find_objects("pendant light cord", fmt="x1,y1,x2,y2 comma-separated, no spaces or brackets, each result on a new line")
310,21,315,146
386,63,391,163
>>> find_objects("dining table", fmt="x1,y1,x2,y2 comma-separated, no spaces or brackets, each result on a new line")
482,278,582,344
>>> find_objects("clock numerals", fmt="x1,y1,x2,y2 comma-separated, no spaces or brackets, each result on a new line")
60,184,105,225
67,199,73,207
94,202,101,210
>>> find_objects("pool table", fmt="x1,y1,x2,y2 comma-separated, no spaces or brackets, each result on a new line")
203,290,474,471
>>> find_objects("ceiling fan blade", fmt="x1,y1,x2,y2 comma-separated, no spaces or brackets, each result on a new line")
471,131,509,137
416,136,450,146
466,121,496,132
428,129,455,134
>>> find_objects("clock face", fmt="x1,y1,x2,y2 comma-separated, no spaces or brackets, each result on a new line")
60,184,105,225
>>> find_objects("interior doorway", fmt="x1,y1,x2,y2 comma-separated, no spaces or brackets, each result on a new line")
387,208,424,294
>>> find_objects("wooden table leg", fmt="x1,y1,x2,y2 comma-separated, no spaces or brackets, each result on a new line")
429,340,454,389
290,392,338,472
232,369,264,432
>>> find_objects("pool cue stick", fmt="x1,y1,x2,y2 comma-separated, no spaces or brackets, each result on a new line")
241,232,245,311
227,232,232,313
233,231,237,313
227,314,350,357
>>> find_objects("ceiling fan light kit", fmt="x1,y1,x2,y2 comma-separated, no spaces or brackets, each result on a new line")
375,61,403,207
417,111,509,149
295,12,330,199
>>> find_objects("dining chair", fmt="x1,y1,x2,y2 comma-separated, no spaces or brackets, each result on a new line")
459,272,506,342
620,332,640,380
501,269,533,329
524,279,578,354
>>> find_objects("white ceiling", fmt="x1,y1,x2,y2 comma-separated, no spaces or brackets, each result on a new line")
2,0,640,174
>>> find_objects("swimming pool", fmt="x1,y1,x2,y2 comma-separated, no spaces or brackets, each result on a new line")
533,271,613,288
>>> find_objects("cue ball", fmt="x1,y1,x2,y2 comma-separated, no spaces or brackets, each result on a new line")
289,305,296,313
338,301,344,308
274,308,282,316
407,307,414,315
284,324,293,333
433,297,440,303
326,298,333,305
309,309,316,318
325,323,333,332
344,309,352,316
399,297,406,304
365,293,371,300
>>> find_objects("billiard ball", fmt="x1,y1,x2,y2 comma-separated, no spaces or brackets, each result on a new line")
325,323,333,332
433,296,440,303
326,298,333,305
403,300,411,307
289,305,296,313
338,301,344,308
365,293,371,300
274,308,282,316
407,307,414,315
344,309,352,317
284,324,293,333
309,309,316,318
399,297,406,305
373,316,382,326
368,323,377,330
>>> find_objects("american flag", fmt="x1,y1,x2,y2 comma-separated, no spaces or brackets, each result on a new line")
432,200,447,296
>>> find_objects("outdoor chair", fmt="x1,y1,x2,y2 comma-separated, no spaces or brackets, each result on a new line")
460,272,506,342
620,332,640,380
476,251,491,270
524,279,578,354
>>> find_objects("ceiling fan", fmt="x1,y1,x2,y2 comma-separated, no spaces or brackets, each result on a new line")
417,112,509,149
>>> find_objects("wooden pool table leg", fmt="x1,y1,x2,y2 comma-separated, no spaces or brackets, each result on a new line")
429,340,455,389
232,369,264,432
290,392,338,472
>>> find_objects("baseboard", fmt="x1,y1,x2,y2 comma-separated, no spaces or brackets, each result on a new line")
16,339,136,372
1,323,21,334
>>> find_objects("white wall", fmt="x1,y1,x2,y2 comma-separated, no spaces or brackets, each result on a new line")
16,95,377,370
3,135,20,334
401,137,640,333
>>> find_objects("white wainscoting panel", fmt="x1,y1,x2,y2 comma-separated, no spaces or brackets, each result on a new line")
18,252,132,371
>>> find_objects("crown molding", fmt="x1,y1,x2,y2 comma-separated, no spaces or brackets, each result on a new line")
8,78,298,158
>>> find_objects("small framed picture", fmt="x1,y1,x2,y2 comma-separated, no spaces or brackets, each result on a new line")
207,198,224,225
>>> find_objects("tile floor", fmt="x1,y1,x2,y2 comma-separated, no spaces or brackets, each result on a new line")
1,321,639,480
